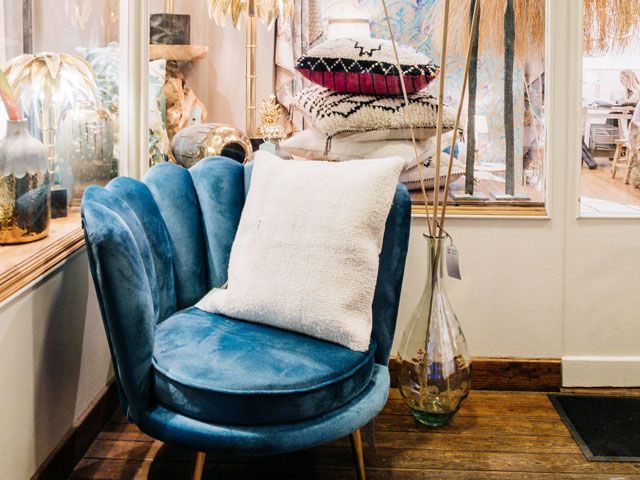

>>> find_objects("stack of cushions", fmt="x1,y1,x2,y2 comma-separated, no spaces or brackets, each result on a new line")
288,37,460,191
197,151,406,352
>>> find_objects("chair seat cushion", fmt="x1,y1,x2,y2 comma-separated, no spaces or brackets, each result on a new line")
152,307,376,426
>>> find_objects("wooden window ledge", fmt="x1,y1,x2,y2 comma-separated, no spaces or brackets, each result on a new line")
0,211,85,304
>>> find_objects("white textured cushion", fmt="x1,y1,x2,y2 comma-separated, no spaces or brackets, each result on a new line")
292,85,456,140
400,157,465,191
196,151,405,352
280,127,455,170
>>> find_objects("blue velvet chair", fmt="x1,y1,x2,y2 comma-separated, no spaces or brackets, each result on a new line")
81,157,411,479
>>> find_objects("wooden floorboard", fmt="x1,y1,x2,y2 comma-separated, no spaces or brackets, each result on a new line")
581,162,640,206
69,390,640,480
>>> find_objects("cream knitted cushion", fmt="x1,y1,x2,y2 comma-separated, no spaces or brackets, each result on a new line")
292,85,456,140
280,127,455,170
196,151,405,352
400,156,465,191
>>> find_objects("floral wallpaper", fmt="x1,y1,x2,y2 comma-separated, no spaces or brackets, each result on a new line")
321,0,527,167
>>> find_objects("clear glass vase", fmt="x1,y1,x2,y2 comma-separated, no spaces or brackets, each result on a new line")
397,235,471,426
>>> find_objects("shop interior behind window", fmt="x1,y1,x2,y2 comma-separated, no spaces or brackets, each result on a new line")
0,1,119,278
581,5,640,216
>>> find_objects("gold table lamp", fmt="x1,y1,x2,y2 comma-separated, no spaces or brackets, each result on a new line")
207,0,293,137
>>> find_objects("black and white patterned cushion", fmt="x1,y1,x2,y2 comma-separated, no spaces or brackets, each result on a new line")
292,85,456,140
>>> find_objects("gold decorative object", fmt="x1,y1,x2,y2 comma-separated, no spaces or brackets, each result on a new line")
256,95,286,141
171,123,253,168
206,0,294,28
206,0,294,137
0,120,51,244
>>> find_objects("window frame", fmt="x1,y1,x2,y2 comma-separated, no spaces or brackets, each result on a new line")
408,0,553,219
575,0,640,219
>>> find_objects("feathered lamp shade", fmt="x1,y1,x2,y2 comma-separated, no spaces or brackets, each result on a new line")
207,0,294,137
207,0,294,28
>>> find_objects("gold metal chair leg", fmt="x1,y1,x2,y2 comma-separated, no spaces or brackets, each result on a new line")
191,451,206,480
349,429,366,480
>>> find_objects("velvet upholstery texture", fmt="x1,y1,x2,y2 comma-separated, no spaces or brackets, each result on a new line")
140,365,390,455
153,307,376,425
82,156,411,453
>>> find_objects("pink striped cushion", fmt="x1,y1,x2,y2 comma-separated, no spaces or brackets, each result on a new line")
296,38,438,96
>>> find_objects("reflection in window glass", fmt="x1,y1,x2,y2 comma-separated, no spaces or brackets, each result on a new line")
278,0,546,210
0,0,120,251
581,1,640,216
0,0,120,266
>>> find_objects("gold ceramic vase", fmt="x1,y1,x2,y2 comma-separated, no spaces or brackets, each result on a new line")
397,235,471,426
0,119,51,244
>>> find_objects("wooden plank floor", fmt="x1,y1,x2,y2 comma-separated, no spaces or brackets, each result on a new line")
69,390,640,480
581,163,640,206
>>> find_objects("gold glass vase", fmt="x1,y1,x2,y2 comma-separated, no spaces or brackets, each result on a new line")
397,235,471,426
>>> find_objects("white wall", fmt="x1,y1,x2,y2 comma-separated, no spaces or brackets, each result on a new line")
0,250,112,480
396,217,565,359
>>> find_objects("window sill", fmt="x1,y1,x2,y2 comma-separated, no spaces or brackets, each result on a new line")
408,177,547,218
411,203,548,218
0,211,85,304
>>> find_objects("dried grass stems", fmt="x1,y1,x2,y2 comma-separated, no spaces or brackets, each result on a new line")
430,0,450,237
584,0,640,54
429,0,544,65
430,0,640,59
381,0,479,239
381,0,482,355
381,0,434,236
438,1,480,231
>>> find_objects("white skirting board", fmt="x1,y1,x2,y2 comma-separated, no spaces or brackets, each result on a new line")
562,356,640,387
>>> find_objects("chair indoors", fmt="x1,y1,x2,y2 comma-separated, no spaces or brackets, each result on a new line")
80,156,411,479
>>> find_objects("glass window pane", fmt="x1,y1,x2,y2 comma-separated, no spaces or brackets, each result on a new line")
580,1,640,216
364,0,545,208
0,1,120,250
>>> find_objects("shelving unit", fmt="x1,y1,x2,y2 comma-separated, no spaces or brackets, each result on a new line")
148,44,209,62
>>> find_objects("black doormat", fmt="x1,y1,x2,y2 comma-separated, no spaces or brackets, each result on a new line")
549,394,640,462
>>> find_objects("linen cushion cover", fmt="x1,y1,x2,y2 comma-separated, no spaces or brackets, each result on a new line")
152,307,376,425
296,37,439,95
197,151,405,352
280,126,455,170
400,156,465,191
292,85,456,140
